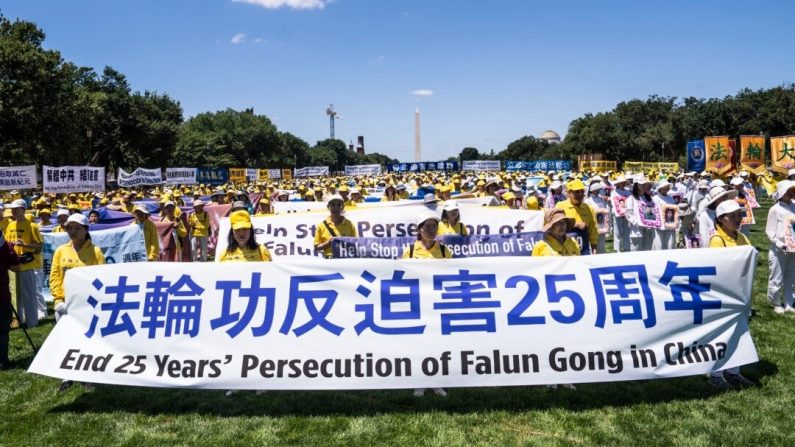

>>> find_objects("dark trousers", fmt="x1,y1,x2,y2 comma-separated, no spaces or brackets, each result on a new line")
0,301,11,364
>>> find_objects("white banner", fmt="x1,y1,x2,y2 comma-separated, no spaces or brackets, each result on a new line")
28,247,759,389
43,165,105,193
344,164,382,176
267,169,281,180
294,166,330,178
0,165,36,190
246,168,258,181
41,225,148,301
118,168,164,187
462,160,501,171
165,168,197,185
218,202,543,258
272,196,498,215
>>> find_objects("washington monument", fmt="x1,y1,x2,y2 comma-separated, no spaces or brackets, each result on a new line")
414,107,421,162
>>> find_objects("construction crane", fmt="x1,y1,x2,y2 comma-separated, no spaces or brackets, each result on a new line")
325,104,342,139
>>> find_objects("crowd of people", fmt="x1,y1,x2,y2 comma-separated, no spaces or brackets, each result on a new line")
1,166,792,393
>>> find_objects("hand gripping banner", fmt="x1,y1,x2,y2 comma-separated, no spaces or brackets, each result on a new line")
29,247,758,390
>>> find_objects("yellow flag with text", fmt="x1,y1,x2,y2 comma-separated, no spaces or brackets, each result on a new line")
229,168,246,183
770,136,795,174
739,136,766,174
705,136,733,175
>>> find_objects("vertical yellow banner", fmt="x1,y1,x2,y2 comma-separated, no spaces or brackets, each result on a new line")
229,168,246,183
705,136,733,175
770,136,795,174
257,169,269,182
739,135,766,174
281,168,293,181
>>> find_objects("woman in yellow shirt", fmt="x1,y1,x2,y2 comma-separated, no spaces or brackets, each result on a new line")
438,201,468,236
132,206,160,261
189,200,210,261
218,210,272,262
532,209,580,257
402,210,450,398
706,200,756,390
50,213,104,393
161,201,187,262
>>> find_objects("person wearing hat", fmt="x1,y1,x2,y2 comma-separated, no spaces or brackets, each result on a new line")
532,209,579,257
121,193,136,214
38,208,53,227
396,182,409,200
255,197,273,216
382,184,400,202
4,199,43,328
555,179,597,255
439,201,468,236
218,210,272,263
544,181,565,209
51,209,70,233
132,206,160,261
652,180,678,250
189,200,210,261
765,180,795,315
703,200,757,390
695,186,737,250
350,188,364,205
314,195,357,259
610,176,631,252
728,177,754,238
525,186,541,211
625,176,657,252
304,189,317,202
584,182,609,254
160,201,187,262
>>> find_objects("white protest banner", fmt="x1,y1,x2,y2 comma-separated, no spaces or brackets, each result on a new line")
43,166,105,193
28,247,759,389
294,166,330,178
267,169,281,180
0,165,36,190
41,225,148,302
344,164,382,176
118,168,164,187
246,168,258,181
462,160,501,171
217,203,543,257
272,196,497,215
166,168,197,185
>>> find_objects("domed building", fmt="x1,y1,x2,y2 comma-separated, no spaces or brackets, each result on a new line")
538,130,562,144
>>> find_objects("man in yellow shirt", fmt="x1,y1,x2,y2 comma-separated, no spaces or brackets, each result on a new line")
132,206,160,261
4,199,43,328
189,200,209,261
555,179,598,255
314,195,357,258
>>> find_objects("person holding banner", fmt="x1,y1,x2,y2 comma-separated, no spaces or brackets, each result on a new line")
5,199,43,328
626,176,655,252
218,210,272,263
584,182,609,254
314,195,357,259
0,237,20,370
51,209,69,233
652,180,677,250
381,184,400,202
531,208,579,257
705,200,757,389
132,206,160,261
696,186,737,251
765,180,795,315
189,200,209,261
555,179,597,255
610,176,631,252
161,201,187,262
50,213,105,392
439,201,468,236
254,198,272,216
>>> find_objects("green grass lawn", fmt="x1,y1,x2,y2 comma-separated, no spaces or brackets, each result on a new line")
2,200,794,446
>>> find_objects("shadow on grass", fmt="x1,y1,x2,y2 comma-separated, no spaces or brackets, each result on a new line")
47,359,779,417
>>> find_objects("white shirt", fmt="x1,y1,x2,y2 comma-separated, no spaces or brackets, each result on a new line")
766,201,795,249
654,192,679,231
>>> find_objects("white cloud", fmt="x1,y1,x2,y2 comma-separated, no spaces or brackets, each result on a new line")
231,33,246,44
232,0,331,10
411,89,434,97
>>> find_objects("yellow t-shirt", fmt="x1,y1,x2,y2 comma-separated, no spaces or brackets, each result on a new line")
132,219,161,261
189,211,210,237
50,240,105,305
532,235,580,257
555,199,598,247
314,217,357,258
402,241,453,259
439,221,468,236
709,226,750,248
4,219,43,272
218,245,272,262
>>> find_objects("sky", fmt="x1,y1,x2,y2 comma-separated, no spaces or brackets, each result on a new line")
4,0,795,162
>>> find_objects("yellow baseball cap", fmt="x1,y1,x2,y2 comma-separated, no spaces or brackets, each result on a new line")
230,210,252,230
566,179,586,191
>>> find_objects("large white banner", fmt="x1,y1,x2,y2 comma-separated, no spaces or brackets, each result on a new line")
0,165,36,190
462,160,501,171
271,196,497,215
218,201,542,257
344,164,382,176
294,166,330,178
43,165,105,193
28,247,759,389
166,168,197,185
118,168,164,187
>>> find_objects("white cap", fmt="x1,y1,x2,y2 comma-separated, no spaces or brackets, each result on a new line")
66,213,89,226
8,199,26,209
697,179,709,189
327,194,344,204
789,168,795,177
56,209,70,217
729,177,744,186
423,193,439,204
442,200,460,212
193,199,205,207
716,200,744,218
350,188,360,194
416,210,440,227
656,180,671,191
549,181,562,190
709,179,726,189
396,182,406,190
589,182,604,193
776,180,794,198
163,200,175,208
634,175,648,185
613,175,627,184
739,170,749,177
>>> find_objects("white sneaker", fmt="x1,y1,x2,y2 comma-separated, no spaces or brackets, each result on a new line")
561,383,577,390
785,306,795,314
774,306,786,314
413,388,425,397
432,388,447,397
546,384,558,389
256,390,268,395
225,390,238,397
